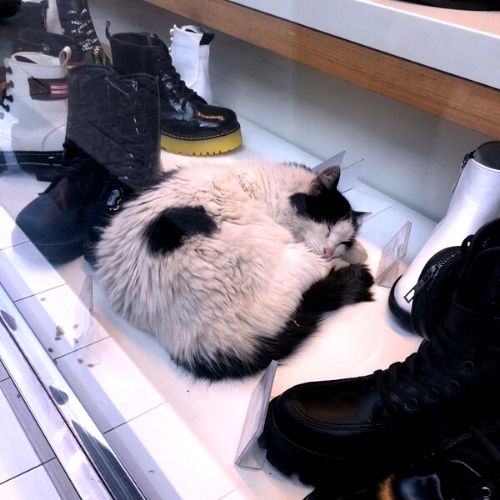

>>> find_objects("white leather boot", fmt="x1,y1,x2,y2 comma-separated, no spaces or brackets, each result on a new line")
169,24,214,103
0,52,67,179
389,141,500,327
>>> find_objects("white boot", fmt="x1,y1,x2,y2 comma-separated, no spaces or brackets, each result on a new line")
169,24,214,103
0,52,67,179
389,141,500,326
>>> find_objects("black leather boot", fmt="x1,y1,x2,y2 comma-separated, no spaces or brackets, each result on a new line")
16,64,161,263
106,23,242,156
46,0,108,63
411,217,500,339
306,417,500,499
262,246,500,486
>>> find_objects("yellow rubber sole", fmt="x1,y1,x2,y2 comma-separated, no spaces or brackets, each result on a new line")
160,128,242,156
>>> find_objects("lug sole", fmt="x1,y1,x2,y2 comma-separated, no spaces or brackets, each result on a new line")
261,398,375,487
0,150,63,181
160,127,242,156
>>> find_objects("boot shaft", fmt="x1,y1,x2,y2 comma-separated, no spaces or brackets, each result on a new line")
169,24,213,102
67,65,161,190
4,52,67,103
46,0,107,63
449,141,500,216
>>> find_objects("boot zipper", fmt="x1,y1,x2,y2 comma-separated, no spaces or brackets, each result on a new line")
404,248,462,303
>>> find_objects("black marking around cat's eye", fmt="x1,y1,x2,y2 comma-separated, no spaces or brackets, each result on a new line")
173,264,374,381
145,205,216,256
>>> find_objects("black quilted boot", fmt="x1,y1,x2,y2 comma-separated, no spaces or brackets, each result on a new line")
106,24,242,156
16,64,161,264
262,245,500,486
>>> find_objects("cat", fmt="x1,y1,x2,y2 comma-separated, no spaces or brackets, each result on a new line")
95,159,374,380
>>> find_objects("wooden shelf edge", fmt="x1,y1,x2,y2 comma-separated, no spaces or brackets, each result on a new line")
146,0,500,139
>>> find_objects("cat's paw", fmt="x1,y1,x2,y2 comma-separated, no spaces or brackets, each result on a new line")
342,240,368,264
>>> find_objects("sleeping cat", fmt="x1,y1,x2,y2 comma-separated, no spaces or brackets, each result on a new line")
95,159,374,380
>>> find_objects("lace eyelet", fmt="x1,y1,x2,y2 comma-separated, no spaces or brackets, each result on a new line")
449,380,460,391
405,398,419,411
464,360,475,372
428,388,440,400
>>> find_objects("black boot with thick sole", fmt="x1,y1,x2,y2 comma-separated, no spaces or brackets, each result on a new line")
262,245,500,487
106,23,242,156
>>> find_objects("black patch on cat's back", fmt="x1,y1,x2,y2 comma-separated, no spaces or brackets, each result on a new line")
144,205,216,255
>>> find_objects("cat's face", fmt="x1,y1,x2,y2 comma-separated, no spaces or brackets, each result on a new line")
290,166,367,260
301,216,358,259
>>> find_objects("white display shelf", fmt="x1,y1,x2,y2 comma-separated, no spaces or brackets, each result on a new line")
229,0,500,90
0,117,435,499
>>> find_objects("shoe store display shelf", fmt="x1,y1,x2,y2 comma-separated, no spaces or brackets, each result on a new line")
146,0,500,139
0,116,435,499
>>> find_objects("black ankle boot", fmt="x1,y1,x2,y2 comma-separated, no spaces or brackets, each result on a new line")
16,64,162,263
105,23,242,156
262,247,500,486
411,217,500,339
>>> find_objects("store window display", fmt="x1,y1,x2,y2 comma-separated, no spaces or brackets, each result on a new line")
0,0,499,499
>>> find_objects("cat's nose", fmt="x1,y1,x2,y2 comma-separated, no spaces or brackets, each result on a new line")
323,244,336,258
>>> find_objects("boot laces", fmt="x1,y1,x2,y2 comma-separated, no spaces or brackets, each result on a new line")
0,67,13,119
374,328,474,413
432,421,500,499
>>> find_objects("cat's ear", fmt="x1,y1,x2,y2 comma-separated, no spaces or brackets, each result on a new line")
352,211,372,224
309,166,341,195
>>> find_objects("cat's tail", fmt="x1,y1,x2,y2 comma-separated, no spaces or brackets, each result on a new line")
180,264,374,381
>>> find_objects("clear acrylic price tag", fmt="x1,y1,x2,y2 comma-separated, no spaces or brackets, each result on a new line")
375,221,412,287
235,360,278,470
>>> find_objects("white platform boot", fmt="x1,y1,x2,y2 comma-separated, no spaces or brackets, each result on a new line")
0,52,67,179
389,141,500,327
169,24,214,103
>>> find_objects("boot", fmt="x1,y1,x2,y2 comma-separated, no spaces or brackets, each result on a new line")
16,64,161,264
45,0,108,63
106,24,242,156
411,217,500,339
12,28,85,67
389,141,500,329
0,51,67,179
306,417,500,499
262,245,500,486
169,24,214,103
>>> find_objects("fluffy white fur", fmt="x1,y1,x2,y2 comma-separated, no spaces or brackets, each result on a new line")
95,159,368,377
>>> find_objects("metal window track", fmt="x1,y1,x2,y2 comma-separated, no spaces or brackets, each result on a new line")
0,283,146,500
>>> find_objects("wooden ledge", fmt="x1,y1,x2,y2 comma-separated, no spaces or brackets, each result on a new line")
147,0,500,138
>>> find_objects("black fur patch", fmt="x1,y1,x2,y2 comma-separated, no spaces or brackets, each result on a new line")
290,189,352,225
176,264,374,380
145,205,216,255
